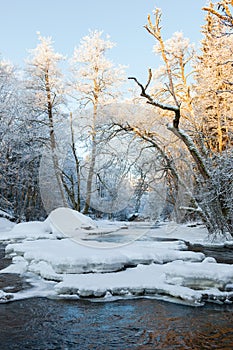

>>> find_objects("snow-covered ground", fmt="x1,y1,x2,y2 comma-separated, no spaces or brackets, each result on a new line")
0,208,233,306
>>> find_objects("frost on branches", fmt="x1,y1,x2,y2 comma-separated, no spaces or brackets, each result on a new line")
69,30,127,214
0,59,45,221
25,33,67,211
195,1,233,153
127,5,233,238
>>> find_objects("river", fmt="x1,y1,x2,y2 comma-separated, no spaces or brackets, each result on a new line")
0,244,233,349
1,297,233,349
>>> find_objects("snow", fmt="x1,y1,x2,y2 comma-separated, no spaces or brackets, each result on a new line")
0,289,13,303
164,260,233,290
0,217,58,242
144,221,210,245
49,207,97,232
55,260,233,306
0,217,15,232
0,208,233,306
48,207,122,245
3,238,203,275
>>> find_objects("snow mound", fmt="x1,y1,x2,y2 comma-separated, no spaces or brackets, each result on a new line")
11,221,51,235
48,207,97,233
0,218,15,232
0,220,53,242
47,207,122,244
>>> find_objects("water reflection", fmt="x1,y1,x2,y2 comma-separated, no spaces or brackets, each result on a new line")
0,298,233,349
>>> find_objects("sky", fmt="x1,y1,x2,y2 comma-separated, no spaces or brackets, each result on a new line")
0,0,207,81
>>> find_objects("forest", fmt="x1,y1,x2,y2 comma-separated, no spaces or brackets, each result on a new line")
0,0,232,239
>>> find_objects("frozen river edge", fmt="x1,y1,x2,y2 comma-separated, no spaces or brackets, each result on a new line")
1,208,233,307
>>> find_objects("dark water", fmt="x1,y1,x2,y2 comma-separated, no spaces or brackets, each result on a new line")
0,245,31,295
188,244,233,264
1,298,233,350
0,244,11,270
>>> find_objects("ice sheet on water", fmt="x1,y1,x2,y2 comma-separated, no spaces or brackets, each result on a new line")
4,238,204,275
164,260,233,290
54,262,233,306
1,209,233,306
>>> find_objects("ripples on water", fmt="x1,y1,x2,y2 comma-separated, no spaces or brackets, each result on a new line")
0,298,233,349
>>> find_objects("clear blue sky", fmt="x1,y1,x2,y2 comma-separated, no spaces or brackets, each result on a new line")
0,0,207,81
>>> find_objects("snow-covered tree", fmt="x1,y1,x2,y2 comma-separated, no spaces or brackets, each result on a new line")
70,30,126,214
0,59,19,214
127,7,232,237
151,28,196,129
194,1,233,152
25,33,67,211
0,58,45,220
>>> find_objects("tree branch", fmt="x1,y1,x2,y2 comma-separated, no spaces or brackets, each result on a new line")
128,75,181,128
202,5,233,26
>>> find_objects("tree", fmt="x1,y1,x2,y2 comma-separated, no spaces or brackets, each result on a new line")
0,58,46,220
194,1,233,152
0,59,19,214
126,7,232,237
70,30,126,214
25,33,67,212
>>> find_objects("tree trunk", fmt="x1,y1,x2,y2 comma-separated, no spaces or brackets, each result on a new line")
45,70,66,208
83,100,98,214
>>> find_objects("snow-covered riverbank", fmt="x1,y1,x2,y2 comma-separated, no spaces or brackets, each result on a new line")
0,208,233,306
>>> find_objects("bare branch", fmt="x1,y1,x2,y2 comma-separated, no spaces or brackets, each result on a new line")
129,75,181,129
145,68,152,91
179,206,202,213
